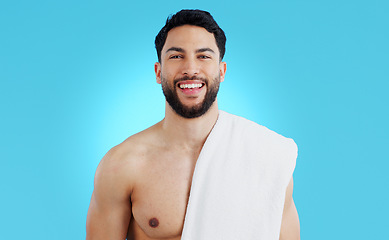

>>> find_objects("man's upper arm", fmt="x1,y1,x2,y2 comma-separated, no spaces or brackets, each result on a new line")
86,149,133,240
279,177,300,240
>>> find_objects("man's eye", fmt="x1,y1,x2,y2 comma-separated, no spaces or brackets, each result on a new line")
199,55,210,59
170,55,182,59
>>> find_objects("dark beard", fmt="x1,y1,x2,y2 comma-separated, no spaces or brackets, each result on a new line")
161,75,220,119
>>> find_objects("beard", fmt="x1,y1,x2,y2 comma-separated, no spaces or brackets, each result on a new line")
161,74,220,119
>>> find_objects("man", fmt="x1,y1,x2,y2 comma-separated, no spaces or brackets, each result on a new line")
86,9,300,240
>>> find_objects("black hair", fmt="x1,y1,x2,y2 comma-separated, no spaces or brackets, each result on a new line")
155,9,226,62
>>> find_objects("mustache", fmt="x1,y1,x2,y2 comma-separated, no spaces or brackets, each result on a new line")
173,75,208,85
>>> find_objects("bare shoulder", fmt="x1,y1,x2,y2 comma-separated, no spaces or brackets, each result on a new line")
86,124,162,239
95,123,162,191
96,122,164,191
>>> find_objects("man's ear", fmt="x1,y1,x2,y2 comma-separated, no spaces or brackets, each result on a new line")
155,62,161,84
219,61,227,82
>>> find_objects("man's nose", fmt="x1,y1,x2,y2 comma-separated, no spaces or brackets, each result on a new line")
181,57,199,75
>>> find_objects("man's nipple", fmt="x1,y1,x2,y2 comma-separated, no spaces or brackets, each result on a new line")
149,218,159,228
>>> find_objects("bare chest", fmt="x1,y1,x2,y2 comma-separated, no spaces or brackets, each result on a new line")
128,151,198,239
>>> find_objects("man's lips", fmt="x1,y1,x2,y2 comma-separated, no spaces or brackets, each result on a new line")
176,80,205,95
177,80,205,89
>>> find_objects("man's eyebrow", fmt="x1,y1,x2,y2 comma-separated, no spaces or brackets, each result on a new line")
196,48,215,54
165,47,216,54
165,47,185,53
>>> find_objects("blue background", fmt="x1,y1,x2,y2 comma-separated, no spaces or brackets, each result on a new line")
1,0,388,239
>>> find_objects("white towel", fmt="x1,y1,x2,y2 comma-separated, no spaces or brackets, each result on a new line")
181,110,297,240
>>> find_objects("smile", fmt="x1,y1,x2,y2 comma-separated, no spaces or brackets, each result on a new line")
178,83,205,89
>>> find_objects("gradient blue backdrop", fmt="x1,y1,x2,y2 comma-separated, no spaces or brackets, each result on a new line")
1,0,388,239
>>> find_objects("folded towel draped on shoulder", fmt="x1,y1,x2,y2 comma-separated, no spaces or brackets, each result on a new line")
181,110,298,240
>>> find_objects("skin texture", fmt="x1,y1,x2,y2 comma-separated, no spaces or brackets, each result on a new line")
280,178,300,240
149,218,159,228
86,25,300,240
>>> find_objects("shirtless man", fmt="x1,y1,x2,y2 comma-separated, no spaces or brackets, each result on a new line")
86,9,300,240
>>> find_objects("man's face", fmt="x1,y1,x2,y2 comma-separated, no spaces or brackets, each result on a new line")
155,25,226,118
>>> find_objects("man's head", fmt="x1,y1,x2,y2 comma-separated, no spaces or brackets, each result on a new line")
155,9,226,63
154,10,227,119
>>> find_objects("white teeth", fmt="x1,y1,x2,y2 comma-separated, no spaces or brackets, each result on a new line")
179,83,203,89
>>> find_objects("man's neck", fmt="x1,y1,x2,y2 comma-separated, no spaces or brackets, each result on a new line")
160,101,219,150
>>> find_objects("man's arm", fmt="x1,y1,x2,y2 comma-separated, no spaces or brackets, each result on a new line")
279,177,300,240
86,149,132,240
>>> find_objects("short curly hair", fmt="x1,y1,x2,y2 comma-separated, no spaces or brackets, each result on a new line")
155,9,226,62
